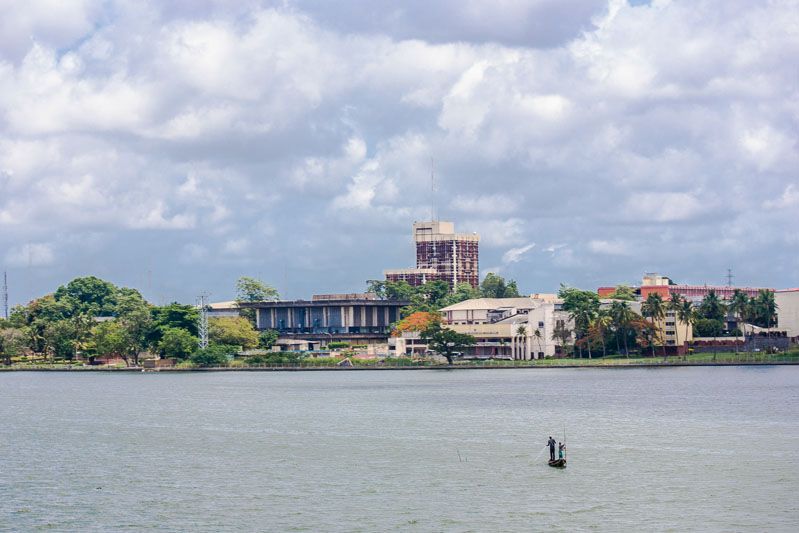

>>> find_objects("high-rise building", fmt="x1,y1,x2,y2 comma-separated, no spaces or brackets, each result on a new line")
385,220,480,289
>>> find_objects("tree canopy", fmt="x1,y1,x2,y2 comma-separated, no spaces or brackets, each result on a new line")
421,322,476,364
236,277,279,303
209,316,259,349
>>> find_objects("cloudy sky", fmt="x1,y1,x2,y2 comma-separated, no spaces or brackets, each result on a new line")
1,0,797,306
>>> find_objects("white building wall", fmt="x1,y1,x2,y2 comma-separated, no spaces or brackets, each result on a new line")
776,290,799,338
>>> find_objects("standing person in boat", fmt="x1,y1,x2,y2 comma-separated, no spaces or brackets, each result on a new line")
558,442,565,460
547,436,556,461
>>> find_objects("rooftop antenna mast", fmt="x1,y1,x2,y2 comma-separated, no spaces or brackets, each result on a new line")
197,293,209,349
726,268,734,287
2,271,8,319
430,157,437,222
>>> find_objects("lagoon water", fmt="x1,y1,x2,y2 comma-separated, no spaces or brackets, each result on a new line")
1,367,798,532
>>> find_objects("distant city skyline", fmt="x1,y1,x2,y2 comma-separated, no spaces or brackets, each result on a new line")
1,0,797,307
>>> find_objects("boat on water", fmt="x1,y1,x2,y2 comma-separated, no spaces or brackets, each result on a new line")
548,458,567,468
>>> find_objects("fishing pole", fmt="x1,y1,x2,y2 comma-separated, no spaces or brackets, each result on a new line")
533,445,548,461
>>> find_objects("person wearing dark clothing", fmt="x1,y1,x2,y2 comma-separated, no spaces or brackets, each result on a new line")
547,436,556,461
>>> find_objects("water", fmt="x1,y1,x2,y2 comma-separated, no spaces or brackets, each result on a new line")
1,367,797,532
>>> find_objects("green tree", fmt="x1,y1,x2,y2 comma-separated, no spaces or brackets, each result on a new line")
698,290,726,322
258,329,279,350
480,273,521,298
91,320,128,361
677,298,695,354
209,316,259,349
43,319,78,361
587,311,611,357
439,282,481,307
150,303,199,337
559,285,600,358
694,318,724,337
236,276,279,302
668,294,684,354
609,300,636,357
53,276,119,316
190,345,235,367
158,327,197,360
0,327,28,365
236,277,279,325
753,289,777,337
641,293,666,357
421,322,476,364
608,285,637,301
728,289,750,352
551,321,573,356
114,293,154,366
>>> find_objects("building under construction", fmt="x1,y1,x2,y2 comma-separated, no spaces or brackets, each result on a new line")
385,221,480,290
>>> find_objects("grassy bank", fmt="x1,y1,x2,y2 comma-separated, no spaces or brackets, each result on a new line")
2,350,798,371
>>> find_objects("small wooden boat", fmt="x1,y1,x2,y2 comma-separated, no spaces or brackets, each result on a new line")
548,458,567,468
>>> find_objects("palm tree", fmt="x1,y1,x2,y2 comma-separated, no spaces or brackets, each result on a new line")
641,293,666,357
677,299,694,357
516,325,528,360
668,293,683,356
533,328,543,358
551,322,572,357
699,290,726,322
755,289,778,344
569,305,597,359
610,301,635,357
728,289,749,354
589,311,611,358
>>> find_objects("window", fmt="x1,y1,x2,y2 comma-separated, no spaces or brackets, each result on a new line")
665,321,675,327
538,321,544,328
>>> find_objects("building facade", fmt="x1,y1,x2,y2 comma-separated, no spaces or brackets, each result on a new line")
775,289,799,340
438,296,572,359
240,293,408,347
598,273,770,303
385,220,479,289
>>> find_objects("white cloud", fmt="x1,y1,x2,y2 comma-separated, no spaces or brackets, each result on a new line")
223,238,249,255
502,243,536,264
471,218,526,247
588,239,630,256
623,192,704,223
451,193,520,214
5,243,55,267
763,184,799,209
1,0,797,303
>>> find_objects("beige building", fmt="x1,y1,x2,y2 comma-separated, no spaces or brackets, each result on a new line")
775,289,799,339
439,296,572,359
601,299,693,353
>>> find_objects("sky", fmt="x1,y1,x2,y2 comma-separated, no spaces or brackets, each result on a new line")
1,0,797,307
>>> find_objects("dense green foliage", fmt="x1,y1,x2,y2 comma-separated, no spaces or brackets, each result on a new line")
368,273,522,317
190,345,236,367
0,276,217,366
479,273,520,298
694,318,725,337
421,322,476,364
158,328,198,360
606,285,637,301
208,316,259,349
258,329,279,349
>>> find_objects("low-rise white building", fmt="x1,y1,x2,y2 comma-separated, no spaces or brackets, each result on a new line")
438,296,572,359
776,289,799,339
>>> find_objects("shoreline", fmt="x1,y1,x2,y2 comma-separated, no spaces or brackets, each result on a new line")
2,360,798,372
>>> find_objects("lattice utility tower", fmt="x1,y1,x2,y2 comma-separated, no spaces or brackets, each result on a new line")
726,268,734,287
197,293,209,349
